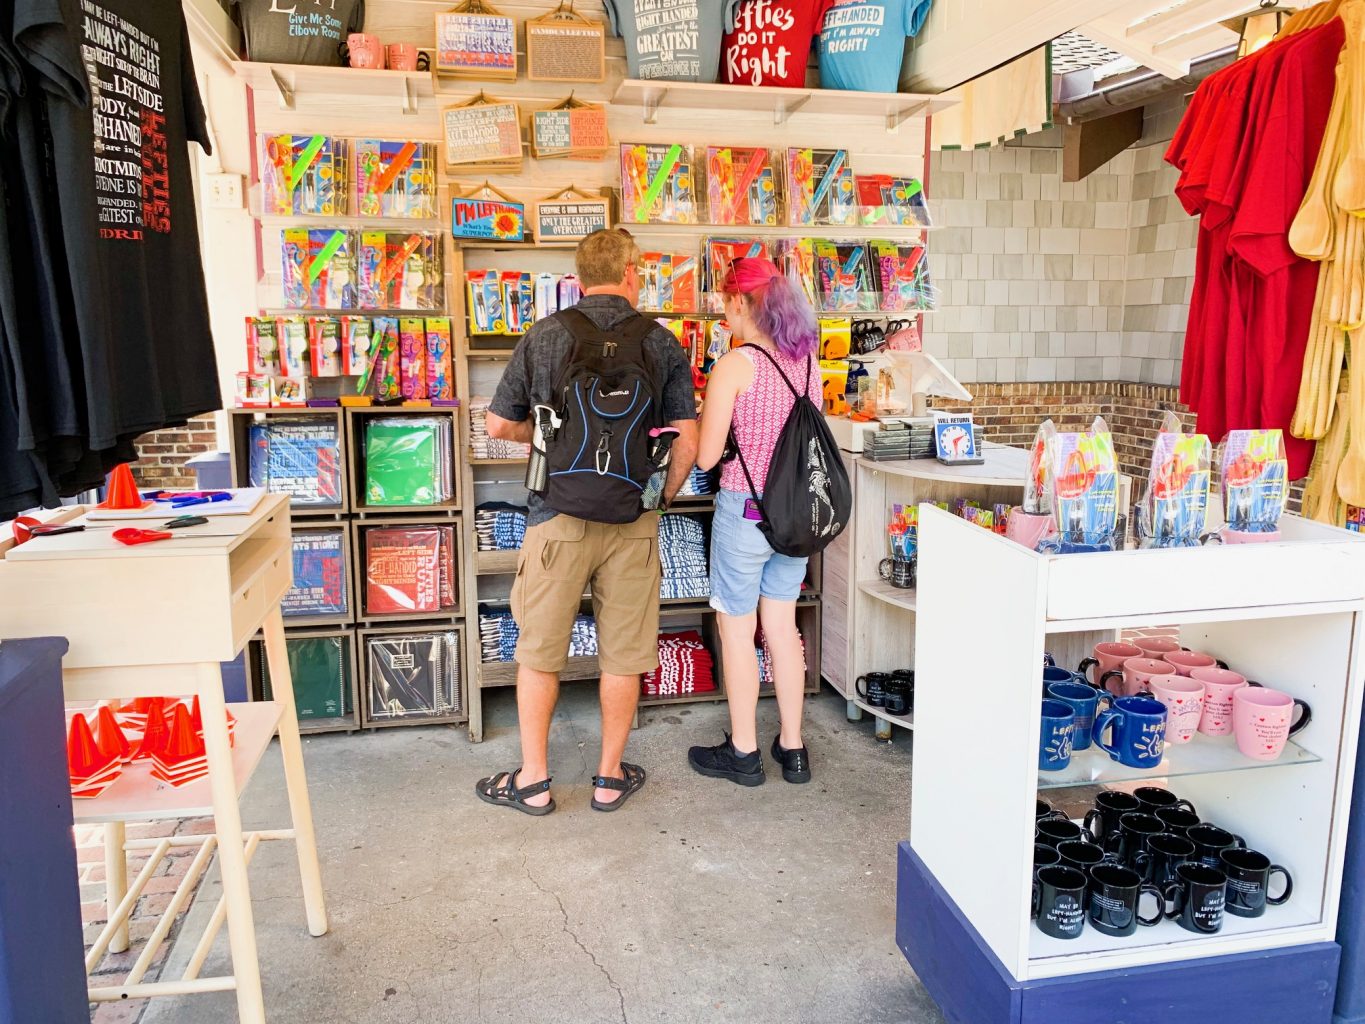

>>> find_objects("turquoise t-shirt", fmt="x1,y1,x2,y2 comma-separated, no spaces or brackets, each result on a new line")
817,0,933,92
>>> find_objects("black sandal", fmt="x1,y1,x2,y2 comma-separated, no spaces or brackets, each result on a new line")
475,768,556,816
590,762,646,812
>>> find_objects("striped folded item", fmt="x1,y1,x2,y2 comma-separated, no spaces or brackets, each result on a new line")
642,630,716,697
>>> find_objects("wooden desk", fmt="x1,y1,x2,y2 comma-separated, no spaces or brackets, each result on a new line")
0,493,327,1023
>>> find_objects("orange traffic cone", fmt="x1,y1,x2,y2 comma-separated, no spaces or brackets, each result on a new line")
97,463,150,511
190,695,204,732
133,698,170,760
68,714,116,781
159,704,206,766
95,705,132,763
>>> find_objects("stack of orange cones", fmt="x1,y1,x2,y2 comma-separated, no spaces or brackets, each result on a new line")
132,698,170,761
151,704,209,787
96,463,151,511
189,696,236,748
95,705,133,764
68,713,122,798
117,697,160,728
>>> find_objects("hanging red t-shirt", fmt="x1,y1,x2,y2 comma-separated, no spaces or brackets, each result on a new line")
722,0,833,87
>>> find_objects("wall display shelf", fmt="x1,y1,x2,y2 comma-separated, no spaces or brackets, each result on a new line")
352,516,465,622
357,623,468,729
617,222,937,241
231,60,434,115
899,507,1365,1023
227,407,350,518
248,628,361,735
346,405,463,515
281,523,354,628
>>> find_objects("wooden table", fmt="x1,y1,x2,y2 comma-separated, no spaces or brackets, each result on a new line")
0,493,326,1023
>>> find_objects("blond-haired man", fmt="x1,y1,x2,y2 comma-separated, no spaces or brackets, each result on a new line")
477,230,699,814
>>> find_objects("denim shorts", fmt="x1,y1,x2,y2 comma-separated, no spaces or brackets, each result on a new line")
708,489,808,615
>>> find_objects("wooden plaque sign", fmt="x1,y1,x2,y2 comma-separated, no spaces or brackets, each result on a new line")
532,187,611,241
434,1,517,81
530,100,609,159
525,7,607,83
451,183,526,242
442,94,523,173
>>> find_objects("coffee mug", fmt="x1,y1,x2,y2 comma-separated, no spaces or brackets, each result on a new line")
1056,839,1112,876
1043,665,1082,688
1186,824,1247,869
1087,862,1164,937
1145,675,1205,744
1092,696,1167,769
1132,637,1182,658
1037,818,1092,848
1083,790,1142,841
1103,812,1166,867
1163,649,1228,676
1045,679,1109,752
1233,686,1312,760
1043,652,1056,668
386,43,422,70
1221,848,1292,918
1078,642,1142,691
883,674,912,716
878,556,915,589
1040,699,1076,772
347,33,385,69
1133,786,1197,817
1034,843,1062,876
1132,831,1198,887
1190,666,1261,736
1033,865,1088,940
856,672,889,708
1154,806,1201,834
1036,799,1066,821
1007,509,1056,551
1164,862,1227,934
1100,657,1177,699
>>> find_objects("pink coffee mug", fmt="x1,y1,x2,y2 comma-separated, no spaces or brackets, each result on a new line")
1221,527,1283,544
1147,675,1205,744
1232,686,1312,760
1005,510,1055,551
1191,666,1259,736
1163,649,1226,676
347,33,384,69
1078,641,1143,693
1133,637,1182,658
387,43,420,70
1101,657,1177,698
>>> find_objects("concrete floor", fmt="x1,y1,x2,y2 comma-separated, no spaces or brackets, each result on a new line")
143,686,946,1024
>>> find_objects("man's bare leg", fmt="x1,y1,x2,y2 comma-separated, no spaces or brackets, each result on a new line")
516,665,559,807
593,671,640,805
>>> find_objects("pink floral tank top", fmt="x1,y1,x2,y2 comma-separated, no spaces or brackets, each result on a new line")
720,345,821,496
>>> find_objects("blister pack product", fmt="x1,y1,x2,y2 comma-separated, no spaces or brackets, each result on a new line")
279,316,310,377
353,139,438,219
706,146,778,226
558,274,583,308
814,240,876,312
342,317,375,376
1037,417,1120,551
502,271,535,335
358,231,443,310
534,273,560,321
620,143,697,224
358,317,401,400
785,148,855,226
399,318,427,400
1136,414,1212,548
1220,429,1288,534
870,240,936,312
282,228,358,309
246,317,282,376
777,237,818,308
702,237,770,312
466,270,505,335
639,252,699,313
856,174,932,227
260,134,350,217
425,318,454,401
308,317,343,376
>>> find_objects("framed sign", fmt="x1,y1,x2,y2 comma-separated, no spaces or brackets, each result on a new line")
442,93,523,174
933,412,984,466
532,187,611,242
434,1,516,81
525,7,607,83
530,99,609,160
451,183,526,242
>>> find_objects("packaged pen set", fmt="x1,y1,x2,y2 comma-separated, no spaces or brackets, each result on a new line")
1031,418,1120,553
1219,429,1288,536
280,230,442,310
465,271,581,335
706,147,778,226
620,143,698,224
353,317,454,403
259,134,437,219
1136,413,1212,549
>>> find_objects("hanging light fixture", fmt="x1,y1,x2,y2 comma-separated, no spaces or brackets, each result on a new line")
1222,0,1294,57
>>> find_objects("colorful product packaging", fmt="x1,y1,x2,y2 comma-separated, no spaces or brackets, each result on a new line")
639,252,699,313
279,317,310,377
856,174,931,227
426,318,454,401
814,240,876,312
246,317,282,376
1220,429,1288,534
358,317,401,401
259,134,350,217
785,148,856,226
342,317,374,376
620,143,696,224
703,237,770,312
777,237,818,308
870,240,935,312
466,270,505,334
501,271,534,335
308,317,343,376
353,139,438,219
1033,418,1120,551
235,372,272,408
558,274,583,309
819,360,850,415
399,318,427,400
271,377,307,407
359,231,443,310
819,318,852,360
534,273,560,321
706,146,778,226
1137,414,1212,548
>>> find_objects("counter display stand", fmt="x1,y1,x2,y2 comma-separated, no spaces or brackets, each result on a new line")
0,494,327,1024
898,506,1365,1024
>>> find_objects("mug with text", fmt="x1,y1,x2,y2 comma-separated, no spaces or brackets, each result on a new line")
1092,696,1167,769
1232,686,1312,760
1190,666,1260,736
347,33,385,69
1146,674,1205,744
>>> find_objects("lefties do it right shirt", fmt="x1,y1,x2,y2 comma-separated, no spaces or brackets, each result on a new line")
817,0,932,93
721,0,834,88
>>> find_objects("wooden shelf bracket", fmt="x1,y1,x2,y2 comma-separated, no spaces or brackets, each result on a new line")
268,68,294,111
774,93,811,126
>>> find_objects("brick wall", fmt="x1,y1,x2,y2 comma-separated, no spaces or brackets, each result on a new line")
132,415,218,490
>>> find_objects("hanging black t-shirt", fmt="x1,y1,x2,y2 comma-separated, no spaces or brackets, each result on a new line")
232,0,365,66
15,0,220,451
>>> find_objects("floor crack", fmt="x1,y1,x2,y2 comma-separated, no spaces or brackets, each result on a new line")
520,832,627,1024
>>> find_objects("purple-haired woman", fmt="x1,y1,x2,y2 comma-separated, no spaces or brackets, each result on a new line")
688,257,821,788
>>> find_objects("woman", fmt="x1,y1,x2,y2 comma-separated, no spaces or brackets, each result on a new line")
688,257,821,787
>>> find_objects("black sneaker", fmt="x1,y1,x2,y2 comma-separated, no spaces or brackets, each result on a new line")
770,737,812,784
688,734,765,786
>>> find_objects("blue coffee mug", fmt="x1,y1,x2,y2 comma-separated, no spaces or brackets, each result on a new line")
1043,665,1079,688
1040,699,1076,772
1046,679,1110,752
1092,696,1168,769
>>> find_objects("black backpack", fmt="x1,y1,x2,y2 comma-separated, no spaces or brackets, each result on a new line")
541,307,666,524
727,345,852,557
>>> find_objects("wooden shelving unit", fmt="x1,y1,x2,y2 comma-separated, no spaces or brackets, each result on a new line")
247,629,361,735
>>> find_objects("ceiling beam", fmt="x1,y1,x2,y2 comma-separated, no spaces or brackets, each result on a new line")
1077,15,1195,79
1126,0,1261,43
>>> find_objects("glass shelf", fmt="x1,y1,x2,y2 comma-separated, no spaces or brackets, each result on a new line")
1037,734,1320,791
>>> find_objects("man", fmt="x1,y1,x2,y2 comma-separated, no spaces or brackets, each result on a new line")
475,229,698,815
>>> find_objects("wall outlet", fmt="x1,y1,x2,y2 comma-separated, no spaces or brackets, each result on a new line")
204,172,244,209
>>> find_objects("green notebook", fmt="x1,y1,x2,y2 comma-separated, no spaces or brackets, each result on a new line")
365,418,441,506
259,636,352,722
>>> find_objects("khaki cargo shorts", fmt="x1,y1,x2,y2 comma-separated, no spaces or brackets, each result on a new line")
510,513,662,676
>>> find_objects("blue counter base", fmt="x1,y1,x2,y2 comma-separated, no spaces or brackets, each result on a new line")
896,842,1340,1024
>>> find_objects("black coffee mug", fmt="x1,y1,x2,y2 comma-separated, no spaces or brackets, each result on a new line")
1033,865,1088,940
1221,848,1293,918
1037,799,1067,821
1164,862,1227,934
856,672,889,707
1103,812,1166,866
1186,824,1247,870
1087,862,1164,937
878,557,915,589
1056,840,1112,877
1132,831,1198,887
1034,843,1062,877
1037,818,1093,849
1083,790,1142,841
884,671,914,716
1133,787,1197,817
1154,806,1201,834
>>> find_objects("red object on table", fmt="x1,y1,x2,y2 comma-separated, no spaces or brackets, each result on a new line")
97,463,151,511
133,698,170,760
67,714,117,781
94,705,132,763
112,528,173,546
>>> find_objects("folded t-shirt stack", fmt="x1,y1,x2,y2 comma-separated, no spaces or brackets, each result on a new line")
658,514,710,600
474,502,528,551
469,398,531,460
642,630,717,697
478,608,598,662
